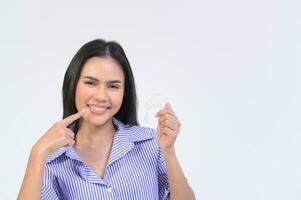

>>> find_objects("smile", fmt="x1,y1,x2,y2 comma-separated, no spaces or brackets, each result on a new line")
88,105,109,114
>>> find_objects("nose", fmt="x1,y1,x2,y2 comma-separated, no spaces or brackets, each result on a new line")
94,86,108,102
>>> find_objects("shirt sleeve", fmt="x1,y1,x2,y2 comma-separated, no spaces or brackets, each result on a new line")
157,148,170,200
42,166,60,200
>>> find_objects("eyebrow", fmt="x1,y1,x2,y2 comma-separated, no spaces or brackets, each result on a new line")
83,76,122,84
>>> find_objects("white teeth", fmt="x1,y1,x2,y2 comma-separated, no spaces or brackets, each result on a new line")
91,106,106,111
89,105,107,113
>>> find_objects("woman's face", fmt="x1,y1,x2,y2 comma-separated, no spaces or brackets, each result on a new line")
75,56,125,128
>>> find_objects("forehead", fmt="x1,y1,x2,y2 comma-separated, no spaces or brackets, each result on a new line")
80,57,124,81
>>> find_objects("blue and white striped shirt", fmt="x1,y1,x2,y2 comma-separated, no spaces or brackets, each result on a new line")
42,118,170,200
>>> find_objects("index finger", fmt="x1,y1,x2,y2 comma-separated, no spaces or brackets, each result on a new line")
61,108,86,127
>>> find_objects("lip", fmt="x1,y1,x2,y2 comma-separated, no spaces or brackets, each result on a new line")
88,104,109,114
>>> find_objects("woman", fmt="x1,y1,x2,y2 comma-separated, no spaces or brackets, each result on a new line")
17,39,195,200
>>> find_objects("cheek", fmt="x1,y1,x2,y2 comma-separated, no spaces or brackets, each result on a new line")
112,90,124,107
75,84,90,107
75,86,81,109
117,91,125,107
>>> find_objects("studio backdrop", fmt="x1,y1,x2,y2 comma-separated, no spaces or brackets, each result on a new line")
0,0,300,199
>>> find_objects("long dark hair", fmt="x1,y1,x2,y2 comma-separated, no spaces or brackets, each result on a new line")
62,39,138,133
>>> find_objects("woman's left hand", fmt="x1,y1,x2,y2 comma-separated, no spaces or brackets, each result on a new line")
156,103,181,153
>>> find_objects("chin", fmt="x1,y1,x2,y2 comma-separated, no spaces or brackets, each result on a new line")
87,116,113,127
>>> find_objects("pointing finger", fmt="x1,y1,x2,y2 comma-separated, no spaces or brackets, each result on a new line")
62,108,87,127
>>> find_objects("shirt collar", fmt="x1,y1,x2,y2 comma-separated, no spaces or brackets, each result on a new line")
46,117,154,164
112,117,154,142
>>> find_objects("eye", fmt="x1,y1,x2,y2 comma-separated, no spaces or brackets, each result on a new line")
84,81,96,86
109,84,120,89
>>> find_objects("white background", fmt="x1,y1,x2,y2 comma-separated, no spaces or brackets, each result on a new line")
1,0,300,199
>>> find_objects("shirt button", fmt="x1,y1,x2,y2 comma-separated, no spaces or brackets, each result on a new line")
107,186,112,193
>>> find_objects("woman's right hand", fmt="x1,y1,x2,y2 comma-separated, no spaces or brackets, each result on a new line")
17,108,88,200
31,108,87,160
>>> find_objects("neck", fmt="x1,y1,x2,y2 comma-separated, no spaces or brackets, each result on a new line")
75,119,116,149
